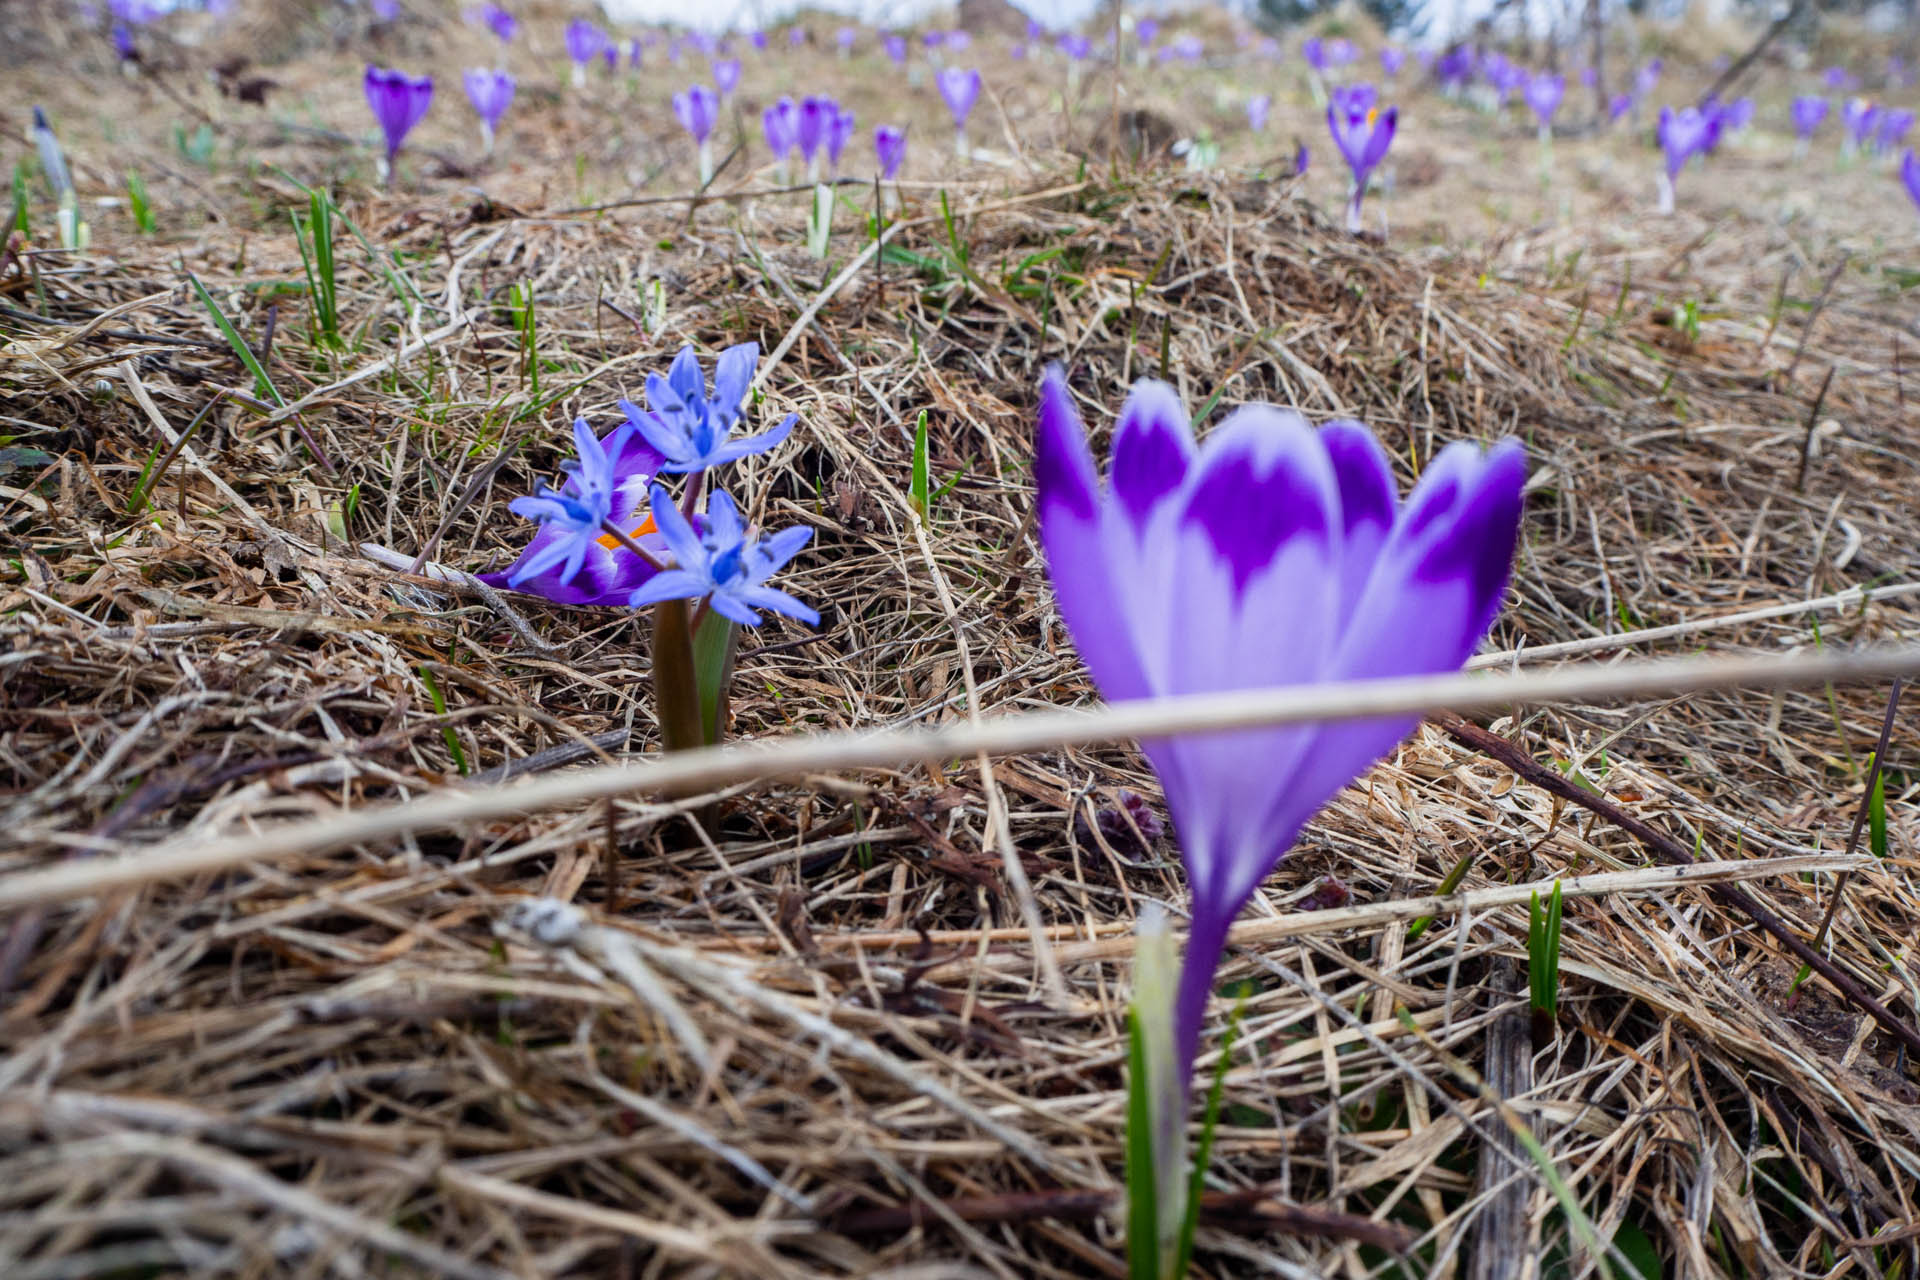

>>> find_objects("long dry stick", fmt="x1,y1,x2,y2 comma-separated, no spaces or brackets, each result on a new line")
1435,711,1920,1060
4,646,1919,910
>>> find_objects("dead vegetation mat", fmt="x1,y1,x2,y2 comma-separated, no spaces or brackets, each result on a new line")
2,167,1919,1278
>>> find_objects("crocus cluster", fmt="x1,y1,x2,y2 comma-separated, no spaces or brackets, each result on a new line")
762,95,852,182
364,64,433,181
1326,84,1397,233
484,343,807,624
1034,368,1523,1275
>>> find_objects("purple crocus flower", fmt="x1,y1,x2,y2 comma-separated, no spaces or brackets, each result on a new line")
481,417,668,606
763,96,797,180
674,84,719,182
1294,141,1310,175
1059,33,1092,62
369,0,399,21
111,23,135,61
1302,36,1328,73
835,26,856,53
1136,17,1159,45
468,3,514,43
946,30,971,52
628,488,816,627
1792,95,1829,138
1656,105,1710,212
1524,71,1564,133
1824,65,1852,91
1032,368,1523,1205
1608,92,1633,123
884,33,906,65
797,94,834,173
1379,46,1406,77
1327,84,1396,232
938,66,982,153
789,26,806,47
1902,150,1920,211
565,18,606,87
1878,109,1915,154
750,29,767,51
463,67,514,152
827,105,856,172
712,58,740,97
922,30,945,50
1844,97,1881,152
874,124,907,179
617,342,797,474
363,65,433,179
1247,93,1271,133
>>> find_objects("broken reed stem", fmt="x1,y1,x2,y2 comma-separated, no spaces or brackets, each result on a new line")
1435,711,1920,1061
4,645,1920,910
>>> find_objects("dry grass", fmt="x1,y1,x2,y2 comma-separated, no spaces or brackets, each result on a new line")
3,4,1920,1277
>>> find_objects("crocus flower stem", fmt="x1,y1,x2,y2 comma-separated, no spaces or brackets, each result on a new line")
698,138,713,186
679,468,706,524
649,598,709,754
955,127,968,158
1346,180,1365,233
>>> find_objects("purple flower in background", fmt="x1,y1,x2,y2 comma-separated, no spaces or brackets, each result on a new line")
1379,46,1406,77
1634,58,1661,99
619,342,797,475
463,67,514,151
939,66,982,151
797,94,833,165
1435,45,1473,91
763,96,797,177
628,488,816,627
750,29,767,51
712,58,740,97
1879,108,1915,153
922,30,945,50
1294,141,1310,175
1578,66,1596,87
1656,105,1710,212
369,0,399,20
485,418,666,604
1844,97,1881,151
565,18,606,86
1059,33,1091,61
884,33,906,65
1026,18,1044,40
1247,93,1271,133
946,30,971,52
674,84,717,143
1032,367,1523,1174
627,39,643,69
1524,71,1564,131
874,124,907,179
363,65,433,177
601,45,618,72
1327,83,1396,232
468,3,514,43
1792,95,1829,138
836,26,856,52
111,23,135,60
1259,37,1282,62
827,105,856,171
1167,34,1203,63
1902,150,1920,211
1608,92,1632,122
1136,18,1159,45
1824,65,1852,91
788,26,806,47
1302,36,1328,73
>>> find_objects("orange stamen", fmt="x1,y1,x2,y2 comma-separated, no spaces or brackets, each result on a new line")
597,513,658,550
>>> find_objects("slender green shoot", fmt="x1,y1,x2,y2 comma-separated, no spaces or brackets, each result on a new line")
509,282,539,398
910,409,931,526
292,187,340,347
1529,879,1565,1021
188,272,284,406
1173,1002,1243,1279
10,163,27,235
418,665,469,776
125,171,155,234
1406,849,1478,941
1124,1010,1158,1280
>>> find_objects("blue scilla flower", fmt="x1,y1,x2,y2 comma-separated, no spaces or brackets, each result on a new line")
629,485,817,627
503,417,624,589
619,342,797,474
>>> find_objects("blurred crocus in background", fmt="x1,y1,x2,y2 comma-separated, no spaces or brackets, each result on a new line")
1656,105,1710,213
827,105,856,174
462,67,514,154
468,3,514,44
1608,92,1633,123
674,84,718,184
763,96,797,183
939,66,981,156
1247,93,1271,133
1843,97,1880,155
364,65,433,183
32,107,86,250
1792,94,1828,156
712,58,740,99
1032,367,1523,1278
1524,71,1563,142
883,33,906,66
1379,45,1406,78
1902,150,1920,212
1877,109,1915,157
1824,65,1853,91
1326,84,1396,233
798,94,834,180
565,18,606,88
874,124,907,181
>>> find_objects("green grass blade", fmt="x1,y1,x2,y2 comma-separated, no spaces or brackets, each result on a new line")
1174,1000,1244,1279
1406,849,1477,941
910,409,930,526
417,665,468,776
188,272,284,406
1125,1008,1160,1280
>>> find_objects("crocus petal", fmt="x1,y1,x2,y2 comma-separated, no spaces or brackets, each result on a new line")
628,568,711,608
1108,379,1195,530
735,584,819,625
647,482,707,572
